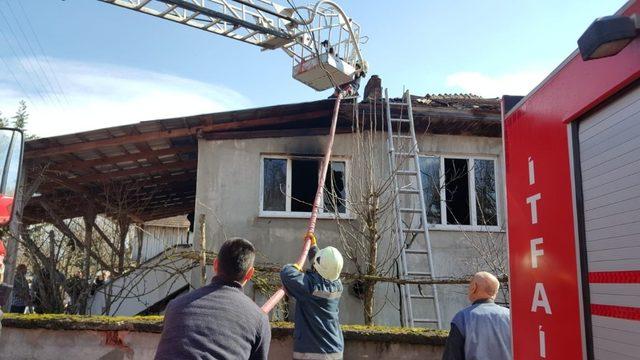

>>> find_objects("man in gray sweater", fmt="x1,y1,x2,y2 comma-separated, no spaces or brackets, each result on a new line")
155,238,271,360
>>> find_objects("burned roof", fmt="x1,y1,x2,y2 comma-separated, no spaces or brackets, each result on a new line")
362,75,500,112
412,93,500,111
22,95,500,225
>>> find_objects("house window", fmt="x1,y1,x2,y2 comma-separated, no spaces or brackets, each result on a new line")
419,156,498,228
261,156,347,216
263,158,287,211
474,159,497,226
419,156,441,224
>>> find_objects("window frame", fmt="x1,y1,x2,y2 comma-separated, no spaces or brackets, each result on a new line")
419,154,501,232
259,154,352,219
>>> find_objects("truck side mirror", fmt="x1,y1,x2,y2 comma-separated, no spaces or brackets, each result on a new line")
0,128,24,226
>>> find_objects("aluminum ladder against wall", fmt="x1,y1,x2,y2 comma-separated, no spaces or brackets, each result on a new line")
384,89,442,329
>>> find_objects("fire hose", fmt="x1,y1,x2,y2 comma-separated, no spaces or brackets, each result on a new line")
260,92,344,313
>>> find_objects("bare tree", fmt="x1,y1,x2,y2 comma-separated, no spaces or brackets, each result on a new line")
329,99,419,325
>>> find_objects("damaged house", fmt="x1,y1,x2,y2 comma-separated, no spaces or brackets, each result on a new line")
193,80,505,326
19,77,504,328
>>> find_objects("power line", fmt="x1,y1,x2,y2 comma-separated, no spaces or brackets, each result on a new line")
0,24,47,105
2,1,62,106
0,55,38,110
0,3,56,106
14,0,70,106
7,1,69,105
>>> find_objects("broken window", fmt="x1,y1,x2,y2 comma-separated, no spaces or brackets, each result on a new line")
291,159,318,212
419,156,498,228
419,156,441,224
262,156,347,215
324,161,346,213
475,159,497,226
445,158,470,225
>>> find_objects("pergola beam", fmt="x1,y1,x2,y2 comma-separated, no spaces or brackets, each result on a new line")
202,126,352,140
25,109,332,159
48,145,196,173
39,200,113,272
39,175,146,224
140,206,195,221
67,160,197,185
27,186,195,223
92,221,122,255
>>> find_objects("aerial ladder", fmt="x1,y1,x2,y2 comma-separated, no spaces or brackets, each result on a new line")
99,0,367,314
99,0,367,91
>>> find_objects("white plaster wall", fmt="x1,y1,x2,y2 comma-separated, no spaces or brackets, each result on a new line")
0,328,444,360
0,328,159,360
193,132,505,328
88,247,193,316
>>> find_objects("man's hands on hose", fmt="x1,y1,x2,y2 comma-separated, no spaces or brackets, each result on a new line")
305,232,317,247
293,232,318,270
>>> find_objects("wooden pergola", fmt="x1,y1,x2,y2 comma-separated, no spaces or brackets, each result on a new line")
21,99,343,225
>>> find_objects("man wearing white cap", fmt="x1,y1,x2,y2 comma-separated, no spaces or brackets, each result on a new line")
280,233,344,360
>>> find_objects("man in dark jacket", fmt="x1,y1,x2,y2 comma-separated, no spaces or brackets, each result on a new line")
442,271,511,360
281,233,344,360
11,264,31,313
155,238,271,360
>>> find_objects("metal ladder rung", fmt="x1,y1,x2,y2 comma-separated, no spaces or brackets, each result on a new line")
405,249,429,255
181,11,201,23
407,270,431,276
389,102,410,107
410,294,435,299
413,318,439,323
398,188,420,195
391,118,411,123
393,134,413,139
396,170,418,175
402,228,425,233
395,152,415,157
400,208,422,213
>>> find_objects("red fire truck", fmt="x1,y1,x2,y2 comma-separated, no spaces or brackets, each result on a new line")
502,1,640,359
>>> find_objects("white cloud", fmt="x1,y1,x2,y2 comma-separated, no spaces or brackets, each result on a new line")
0,58,252,137
445,68,550,98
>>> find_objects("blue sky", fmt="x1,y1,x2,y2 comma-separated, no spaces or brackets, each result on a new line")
0,0,626,136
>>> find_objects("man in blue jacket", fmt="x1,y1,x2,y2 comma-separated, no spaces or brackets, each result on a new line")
280,233,344,360
442,271,511,360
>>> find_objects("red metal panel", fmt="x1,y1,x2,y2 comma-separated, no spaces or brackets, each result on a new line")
589,271,640,284
503,2,640,359
504,100,586,359
591,304,640,321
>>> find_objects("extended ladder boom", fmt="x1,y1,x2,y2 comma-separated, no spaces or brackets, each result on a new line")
100,0,367,90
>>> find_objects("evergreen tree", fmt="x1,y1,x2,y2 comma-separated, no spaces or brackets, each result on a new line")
0,111,7,128
9,101,36,140
12,100,28,131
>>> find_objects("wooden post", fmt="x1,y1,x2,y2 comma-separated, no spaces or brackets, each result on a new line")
198,214,206,286
48,230,56,307
48,230,55,266
117,216,131,274
135,224,144,266
81,212,96,315
5,167,42,312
